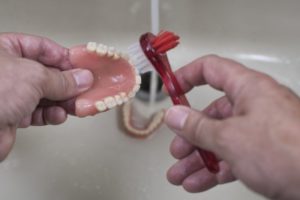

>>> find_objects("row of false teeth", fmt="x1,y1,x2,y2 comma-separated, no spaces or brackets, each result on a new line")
95,75,141,112
95,92,128,112
86,42,129,60
122,102,165,137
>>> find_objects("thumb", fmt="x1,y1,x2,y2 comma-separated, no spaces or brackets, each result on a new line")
164,105,223,152
42,68,94,100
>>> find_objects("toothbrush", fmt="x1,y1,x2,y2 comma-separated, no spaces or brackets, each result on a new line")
128,31,220,173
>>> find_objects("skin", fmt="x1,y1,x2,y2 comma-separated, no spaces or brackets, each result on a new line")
0,33,94,161
164,55,300,200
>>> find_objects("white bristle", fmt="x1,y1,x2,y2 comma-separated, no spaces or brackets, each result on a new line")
128,43,153,74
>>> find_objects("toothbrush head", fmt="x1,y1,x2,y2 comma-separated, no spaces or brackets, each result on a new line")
151,31,180,54
139,31,179,73
139,31,189,106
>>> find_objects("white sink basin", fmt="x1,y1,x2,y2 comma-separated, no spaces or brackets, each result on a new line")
1,0,298,199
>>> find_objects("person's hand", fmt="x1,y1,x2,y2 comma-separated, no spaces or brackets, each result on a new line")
0,33,94,161
164,55,300,200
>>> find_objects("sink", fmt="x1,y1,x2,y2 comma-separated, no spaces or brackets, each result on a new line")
0,0,298,199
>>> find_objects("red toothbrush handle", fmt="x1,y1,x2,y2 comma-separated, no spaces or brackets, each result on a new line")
139,31,219,173
166,72,220,173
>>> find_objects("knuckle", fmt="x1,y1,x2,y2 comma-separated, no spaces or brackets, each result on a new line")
194,116,206,141
24,59,48,84
59,72,70,94
48,68,72,97
233,71,278,101
249,72,275,86
213,121,231,151
279,85,297,98
193,114,214,145
54,70,75,100
35,66,48,86
201,54,220,65
203,54,220,61
213,129,228,150
247,73,279,94
18,59,48,97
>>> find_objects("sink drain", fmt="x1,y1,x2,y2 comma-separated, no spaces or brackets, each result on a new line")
135,72,166,102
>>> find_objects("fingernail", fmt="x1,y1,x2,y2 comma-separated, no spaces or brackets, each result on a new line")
165,106,190,131
72,69,93,91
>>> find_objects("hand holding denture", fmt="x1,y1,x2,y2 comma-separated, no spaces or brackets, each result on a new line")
0,33,97,124
0,33,94,161
0,32,144,162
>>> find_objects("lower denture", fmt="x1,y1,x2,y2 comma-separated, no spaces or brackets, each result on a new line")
120,101,165,138
69,42,141,117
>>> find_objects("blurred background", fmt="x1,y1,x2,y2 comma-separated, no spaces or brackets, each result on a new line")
1,0,300,199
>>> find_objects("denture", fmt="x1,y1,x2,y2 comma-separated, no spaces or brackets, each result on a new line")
120,101,164,138
69,42,141,117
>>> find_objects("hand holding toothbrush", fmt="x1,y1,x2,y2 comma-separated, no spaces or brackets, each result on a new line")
164,55,300,200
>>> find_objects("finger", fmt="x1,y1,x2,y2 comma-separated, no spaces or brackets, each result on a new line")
38,98,76,115
18,116,32,128
57,98,76,115
0,33,71,70
164,105,228,153
216,161,236,184
167,151,204,185
173,55,260,101
182,167,217,192
170,136,195,159
42,68,93,101
43,106,67,125
182,161,235,193
0,127,16,162
20,107,67,126
30,107,46,126
31,106,67,126
202,96,233,119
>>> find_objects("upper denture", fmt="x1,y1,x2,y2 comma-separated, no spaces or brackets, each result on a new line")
69,42,141,117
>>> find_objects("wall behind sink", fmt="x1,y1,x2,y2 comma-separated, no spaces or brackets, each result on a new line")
0,0,150,45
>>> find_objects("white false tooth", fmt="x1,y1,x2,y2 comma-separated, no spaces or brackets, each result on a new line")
113,52,121,60
123,97,129,103
121,53,130,60
128,90,136,98
86,42,97,52
132,84,140,93
129,59,135,67
120,92,126,98
96,44,108,56
115,95,123,105
123,97,129,102
120,92,129,102
107,47,115,57
135,75,141,85
133,66,139,75
104,96,117,109
95,101,107,112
